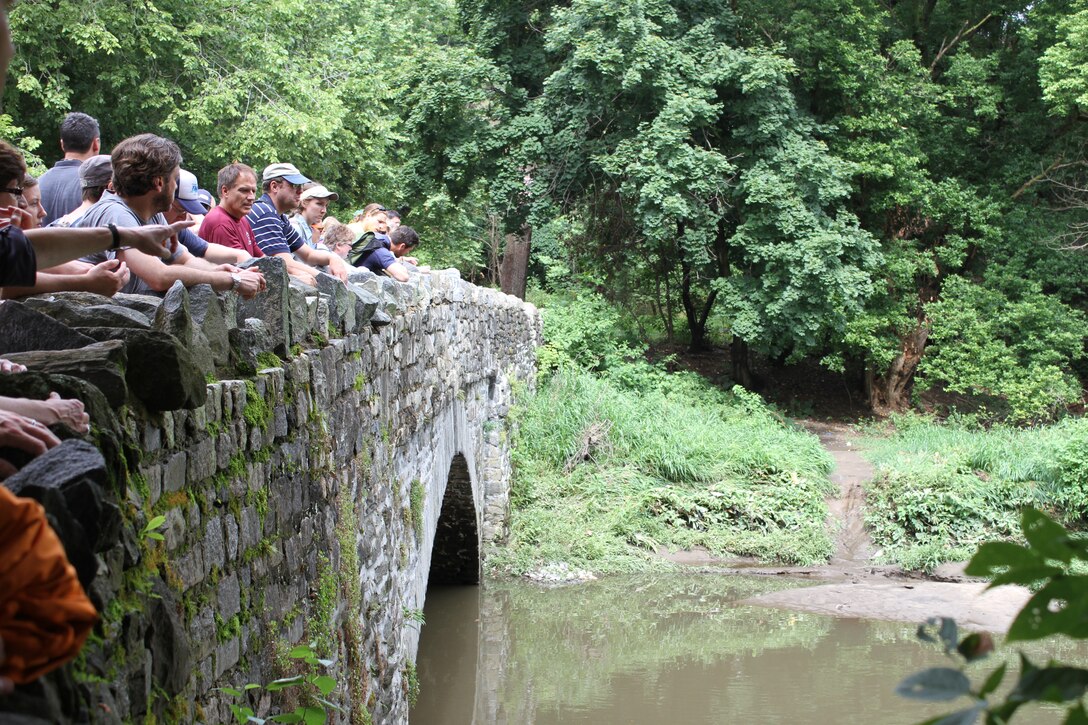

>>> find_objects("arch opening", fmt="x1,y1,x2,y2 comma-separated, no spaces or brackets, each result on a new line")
428,453,479,585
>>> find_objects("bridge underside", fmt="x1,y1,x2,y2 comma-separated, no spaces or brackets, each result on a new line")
428,453,479,586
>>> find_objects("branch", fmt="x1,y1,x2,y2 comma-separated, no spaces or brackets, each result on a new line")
929,13,993,75
1011,155,1072,199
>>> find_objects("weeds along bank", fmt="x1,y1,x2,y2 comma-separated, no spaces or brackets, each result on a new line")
862,414,1088,571
494,366,836,575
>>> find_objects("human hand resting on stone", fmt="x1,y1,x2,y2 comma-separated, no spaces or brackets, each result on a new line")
0,394,89,434
0,359,26,374
0,409,59,457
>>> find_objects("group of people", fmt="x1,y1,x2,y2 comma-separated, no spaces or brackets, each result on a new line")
0,0,429,691
2,112,427,302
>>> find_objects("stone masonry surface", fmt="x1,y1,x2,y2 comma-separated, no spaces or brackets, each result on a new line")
0,259,540,724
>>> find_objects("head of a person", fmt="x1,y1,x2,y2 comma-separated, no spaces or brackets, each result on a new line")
261,162,309,214
324,222,356,259
218,162,257,219
385,209,401,232
111,133,183,214
0,139,27,209
197,189,216,213
168,168,206,223
361,211,388,235
22,174,44,227
389,225,419,257
59,112,100,156
80,154,113,204
362,202,386,220
299,184,338,225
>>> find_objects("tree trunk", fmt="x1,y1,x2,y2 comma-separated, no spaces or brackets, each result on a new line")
498,224,531,300
731,338,753,389
867,323,930,415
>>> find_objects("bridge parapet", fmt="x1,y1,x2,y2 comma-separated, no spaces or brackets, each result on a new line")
0,261,540,724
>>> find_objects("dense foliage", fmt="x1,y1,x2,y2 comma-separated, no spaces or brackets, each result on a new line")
494,290,836,575
5,0,1086,418
862,414,1088,570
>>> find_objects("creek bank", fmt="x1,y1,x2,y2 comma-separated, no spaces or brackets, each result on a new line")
659,420,1032,632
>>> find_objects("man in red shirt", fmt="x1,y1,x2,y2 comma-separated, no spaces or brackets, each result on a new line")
201,163,265,259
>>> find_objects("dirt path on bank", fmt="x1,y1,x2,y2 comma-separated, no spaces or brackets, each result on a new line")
663,420,1031,632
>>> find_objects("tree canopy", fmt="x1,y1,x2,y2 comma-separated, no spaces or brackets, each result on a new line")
5,0,1087,420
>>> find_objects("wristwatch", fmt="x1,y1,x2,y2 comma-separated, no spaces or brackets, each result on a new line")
230,273,242,291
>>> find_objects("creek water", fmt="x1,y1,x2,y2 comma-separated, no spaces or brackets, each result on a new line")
410,574,1084,725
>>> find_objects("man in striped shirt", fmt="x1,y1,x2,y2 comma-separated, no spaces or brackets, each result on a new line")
245,163,349,284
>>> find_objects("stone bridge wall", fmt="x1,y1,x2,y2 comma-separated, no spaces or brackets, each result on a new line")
0,260,539,724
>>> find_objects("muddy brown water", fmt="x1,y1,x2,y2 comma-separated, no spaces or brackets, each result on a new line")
411,577,1085,724
410,423,1082,723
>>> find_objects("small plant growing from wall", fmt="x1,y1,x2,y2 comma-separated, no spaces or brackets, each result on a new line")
219,643,339,724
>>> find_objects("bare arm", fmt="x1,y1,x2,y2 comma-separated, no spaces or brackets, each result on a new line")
201,243,249,265
273,252,320,286
294,243,349,282
384,261,411,283
0,393,90,434
21,218,193,269
119,246,235,293
2,259,129,299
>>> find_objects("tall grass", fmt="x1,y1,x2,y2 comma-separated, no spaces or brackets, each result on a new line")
862,413,1088,571
492,370,836,575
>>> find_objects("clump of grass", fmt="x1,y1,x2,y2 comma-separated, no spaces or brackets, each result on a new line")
861,413,1088,571
495,370,835,575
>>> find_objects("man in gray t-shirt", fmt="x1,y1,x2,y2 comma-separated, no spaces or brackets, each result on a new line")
75,133,264,299
39,112,101,226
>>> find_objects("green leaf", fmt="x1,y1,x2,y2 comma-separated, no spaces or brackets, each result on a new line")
313,675,337,697
300,706,326,725
218,686,244,697
918,617,959,654
146,531,165,541
145,514,167,531
979,663,1007,697
965,542,1043,578
989,565,1065,588
288,645,315,659
1010,665,1088,703
1021,509,1075,564
267,714,303,724
1007,578,1088,642
896,668,973,701
265,675,305,692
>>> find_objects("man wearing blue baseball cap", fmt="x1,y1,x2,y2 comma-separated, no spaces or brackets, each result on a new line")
246,163,348,283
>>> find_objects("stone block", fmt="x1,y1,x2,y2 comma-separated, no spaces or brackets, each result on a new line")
3,339,129,407
186,284,232,371
224,514,239,562
237,256,290,355
163,451,188,494
286,283,310,346
204,516,225,570
154,282,214,379
187,436,216,484
23,297,152,329
217,571,240,618
175,545,204,591
0,300,97,355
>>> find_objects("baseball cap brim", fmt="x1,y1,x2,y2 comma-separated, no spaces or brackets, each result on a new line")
281,173,310,185
177,197,207,215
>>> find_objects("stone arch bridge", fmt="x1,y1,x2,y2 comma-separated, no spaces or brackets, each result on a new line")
0,258,539,724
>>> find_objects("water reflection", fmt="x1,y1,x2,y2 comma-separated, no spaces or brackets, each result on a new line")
412,575,1081,724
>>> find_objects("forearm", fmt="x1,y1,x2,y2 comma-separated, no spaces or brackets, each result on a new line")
202,244,248,265
2,271,99,298
0,397,49,422
25,227,113,268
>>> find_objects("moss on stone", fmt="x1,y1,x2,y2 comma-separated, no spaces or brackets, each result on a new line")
243,379,270,431
409,478,424,539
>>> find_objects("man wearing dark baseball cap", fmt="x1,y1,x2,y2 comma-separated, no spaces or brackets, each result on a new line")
245,162,349,283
